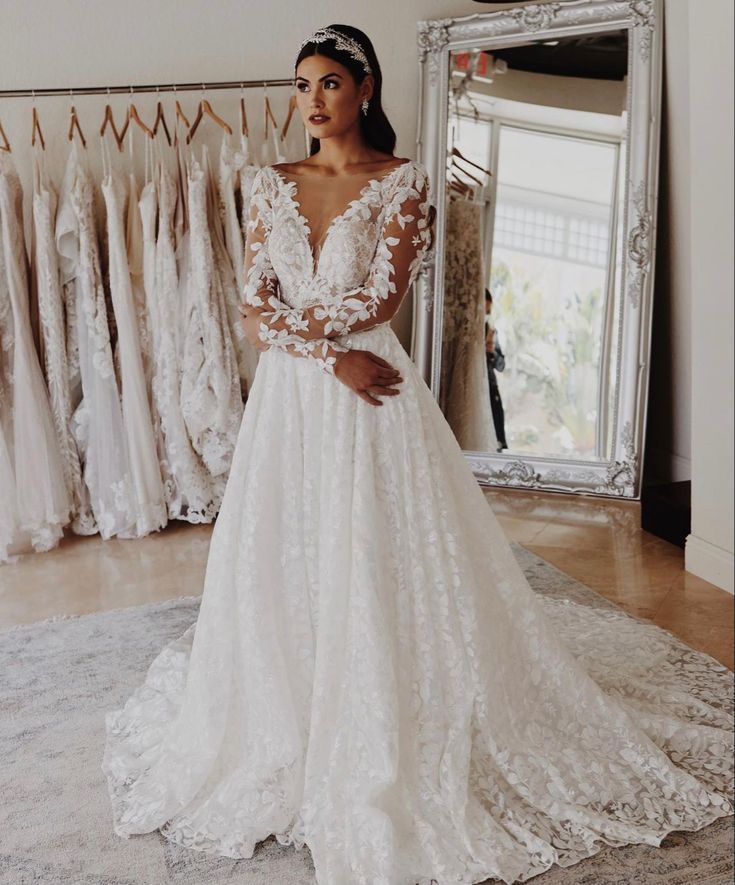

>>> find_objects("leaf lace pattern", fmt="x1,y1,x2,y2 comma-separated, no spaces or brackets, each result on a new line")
102,211,734,885
242,159,432,376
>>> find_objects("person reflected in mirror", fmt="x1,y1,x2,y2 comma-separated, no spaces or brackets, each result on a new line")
485,288,508,451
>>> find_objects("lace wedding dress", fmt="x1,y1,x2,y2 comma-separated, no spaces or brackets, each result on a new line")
440,195,497,453
102,158,733,885
30,145,95,536
179,144,243,480
55,142,136,539
0,151,71,559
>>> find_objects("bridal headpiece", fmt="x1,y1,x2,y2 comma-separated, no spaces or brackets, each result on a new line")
298,27,373,76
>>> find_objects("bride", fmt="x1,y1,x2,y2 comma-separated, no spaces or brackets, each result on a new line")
102,24,734,885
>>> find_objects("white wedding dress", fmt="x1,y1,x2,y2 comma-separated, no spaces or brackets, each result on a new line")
100,142,167,537
102,159,733,885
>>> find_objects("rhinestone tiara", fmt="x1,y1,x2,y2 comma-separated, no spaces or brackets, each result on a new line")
297,27,372,75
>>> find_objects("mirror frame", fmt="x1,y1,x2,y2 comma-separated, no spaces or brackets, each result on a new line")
410,0,663,499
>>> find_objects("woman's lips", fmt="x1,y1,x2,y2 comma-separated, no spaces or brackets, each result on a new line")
309,115,330,124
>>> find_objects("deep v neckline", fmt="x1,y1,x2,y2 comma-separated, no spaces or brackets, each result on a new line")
269,160,411,276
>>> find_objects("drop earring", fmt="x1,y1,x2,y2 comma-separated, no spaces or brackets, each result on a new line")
361,99,369,116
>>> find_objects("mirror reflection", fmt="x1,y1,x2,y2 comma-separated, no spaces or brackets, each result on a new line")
439,30,628,460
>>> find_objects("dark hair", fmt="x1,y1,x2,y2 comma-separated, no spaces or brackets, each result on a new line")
294,24,397,156
485,288,493,302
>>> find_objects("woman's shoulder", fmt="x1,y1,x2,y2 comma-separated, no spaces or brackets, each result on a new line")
383,158,431,203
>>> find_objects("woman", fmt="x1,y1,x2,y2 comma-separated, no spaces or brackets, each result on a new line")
484,289,508,451
102,24,733,885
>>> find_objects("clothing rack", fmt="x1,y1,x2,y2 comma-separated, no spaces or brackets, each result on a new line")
0,78,295,99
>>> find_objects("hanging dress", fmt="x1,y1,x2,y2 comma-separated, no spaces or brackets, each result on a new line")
102,158,733,885
0,171,18,561
0,150,71,556
218,132,259,394
100,135,167,537
440,193,497,452
179,144,243,480
55,141,136,540
147,150,221,523
30,144,96,535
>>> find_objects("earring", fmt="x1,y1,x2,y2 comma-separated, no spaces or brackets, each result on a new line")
361,99,369,116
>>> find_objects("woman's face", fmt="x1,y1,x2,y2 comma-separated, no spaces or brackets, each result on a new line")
294,53,371,139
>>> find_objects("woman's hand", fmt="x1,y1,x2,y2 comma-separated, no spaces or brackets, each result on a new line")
485,325,495,353
333,349,404,406
239,304,269,352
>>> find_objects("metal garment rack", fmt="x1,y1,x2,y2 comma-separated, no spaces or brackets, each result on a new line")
0,78,295,99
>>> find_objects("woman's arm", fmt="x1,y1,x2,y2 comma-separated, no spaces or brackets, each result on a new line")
248,162,432,344
242,169,351,375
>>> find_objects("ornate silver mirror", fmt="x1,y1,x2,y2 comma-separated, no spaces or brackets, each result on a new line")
411,0,663,498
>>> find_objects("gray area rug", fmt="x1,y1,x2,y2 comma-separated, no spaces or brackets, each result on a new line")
1,543,732,885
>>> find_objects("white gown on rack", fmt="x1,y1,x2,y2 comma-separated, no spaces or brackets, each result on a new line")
102,159,733,885
218,134,259,394
0,151,71,559
179,145,243,480
440,195,497,453
55,142,136,540
135,150,177,514
148,156,220,523
100,148,167,537
30,145,95,536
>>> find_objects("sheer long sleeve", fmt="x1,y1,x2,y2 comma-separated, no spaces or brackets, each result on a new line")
242,170,350,375
251,163,432,344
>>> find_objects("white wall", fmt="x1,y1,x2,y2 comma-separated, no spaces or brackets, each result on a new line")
684,0,734,592
0,0,492,350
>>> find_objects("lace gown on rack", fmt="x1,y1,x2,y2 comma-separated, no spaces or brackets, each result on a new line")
179,145,243,480
440,195,497,453
147,154,220,523
102,159,733,885
55,142,136,539
0,151,71,559
30,145,95,536
218,134,259,394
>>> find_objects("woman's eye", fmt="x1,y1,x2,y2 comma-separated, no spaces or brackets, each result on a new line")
324,79,338,88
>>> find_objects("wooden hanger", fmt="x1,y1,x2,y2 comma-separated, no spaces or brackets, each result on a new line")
281,94,298,139
0,118,11,152
450,156,483,186
175,100,190,130
451,145,491,177
67,101,87,148
152,101,171,145
119,98,154,143
186,93,233,144
172,93,190,147
263,93,279,141
449,177,474,197
99,104,125,151
31,106,46,150
239,96,249,136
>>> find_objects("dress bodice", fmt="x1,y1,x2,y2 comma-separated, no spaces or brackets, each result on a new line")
253,160,425,309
